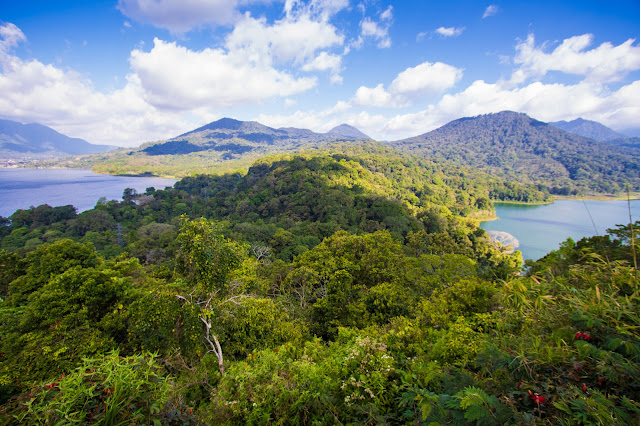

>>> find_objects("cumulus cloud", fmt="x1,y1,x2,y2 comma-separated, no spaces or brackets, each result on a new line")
390,62,463,97
302,51,341,72
0,30,188,147
373,79,640,141
130,38,317,110
227,13,344,66
1,16,242,145
0,4,346,146
352,61,463,107
435,26,464,37
483,5,498,18
512,33,640,84
353,84,397,107
117,0,351,34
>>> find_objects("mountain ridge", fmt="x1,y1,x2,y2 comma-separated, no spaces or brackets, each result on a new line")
0,119,115,159
390,111,640,194
550,117,626,142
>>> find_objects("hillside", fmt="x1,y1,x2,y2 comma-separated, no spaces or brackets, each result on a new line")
0,119,114,159
62,118,370,177
1,150,638,424
391,111,640,195
550,117,626,142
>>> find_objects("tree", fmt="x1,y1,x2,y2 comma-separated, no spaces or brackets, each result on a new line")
175,216,248,374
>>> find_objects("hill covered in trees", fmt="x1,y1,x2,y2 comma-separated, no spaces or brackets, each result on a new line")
34,112,640,198
1,148,639,423
391,111,640,195
53,119,372,178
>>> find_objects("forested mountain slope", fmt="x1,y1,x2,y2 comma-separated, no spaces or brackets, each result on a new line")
391,111,640,195
59,118,371,178
1,149,639,424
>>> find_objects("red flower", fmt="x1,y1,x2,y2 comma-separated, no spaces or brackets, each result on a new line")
529,390,547,405
575,332,593,341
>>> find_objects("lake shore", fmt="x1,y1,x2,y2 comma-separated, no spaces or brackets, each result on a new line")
480,199,640,260
554,193,640,201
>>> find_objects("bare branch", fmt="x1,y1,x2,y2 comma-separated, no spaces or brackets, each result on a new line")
220,294,256,305
200,315,225,375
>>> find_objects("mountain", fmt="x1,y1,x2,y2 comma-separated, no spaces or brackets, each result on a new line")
325,124,370,139
140,117,354,157
390,111,640,195
550,117,626,141
81,118,369,177
0,119,114,159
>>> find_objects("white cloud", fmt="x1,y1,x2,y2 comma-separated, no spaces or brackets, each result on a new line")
302,51,343,83
483,5,498,18
390,62,463,97
0,22,26,56
117,0,245,32
374,79,640,140
416,31,428,42
380,5,393,21
352,61,463,107
353,83,398,107
264,31,640,140
0,33,188,147
285,0,349,20
0,21,318,147
360,6,393,48
302,51,341,72
513,33,640,84
118,0,349,34
130,38,317,110
227,13,344,66
435,26,464,37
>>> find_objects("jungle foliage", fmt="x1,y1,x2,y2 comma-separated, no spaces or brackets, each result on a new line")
0,150,638,424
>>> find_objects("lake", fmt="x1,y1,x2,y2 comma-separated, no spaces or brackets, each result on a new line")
481,199,640,260
0,168,176,218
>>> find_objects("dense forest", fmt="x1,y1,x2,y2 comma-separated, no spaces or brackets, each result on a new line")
1,149,639,424
33,112,640,200
392,111,640,196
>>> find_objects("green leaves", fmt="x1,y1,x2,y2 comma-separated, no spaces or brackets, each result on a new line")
7,352,170,425
175,216,247,294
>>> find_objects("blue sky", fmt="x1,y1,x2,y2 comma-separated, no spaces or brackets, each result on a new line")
1,0,639,146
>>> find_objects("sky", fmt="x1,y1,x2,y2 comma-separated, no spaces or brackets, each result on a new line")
1,0,639,147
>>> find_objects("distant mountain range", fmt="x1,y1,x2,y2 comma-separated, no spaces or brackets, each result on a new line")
140,118,370,157
390,111,640,194
0,119,115,159
27,112,640,195
549,118,627,142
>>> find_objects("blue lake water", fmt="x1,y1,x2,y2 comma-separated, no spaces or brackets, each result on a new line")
0,168,176,217
481,200,640,260
2,168,637,262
